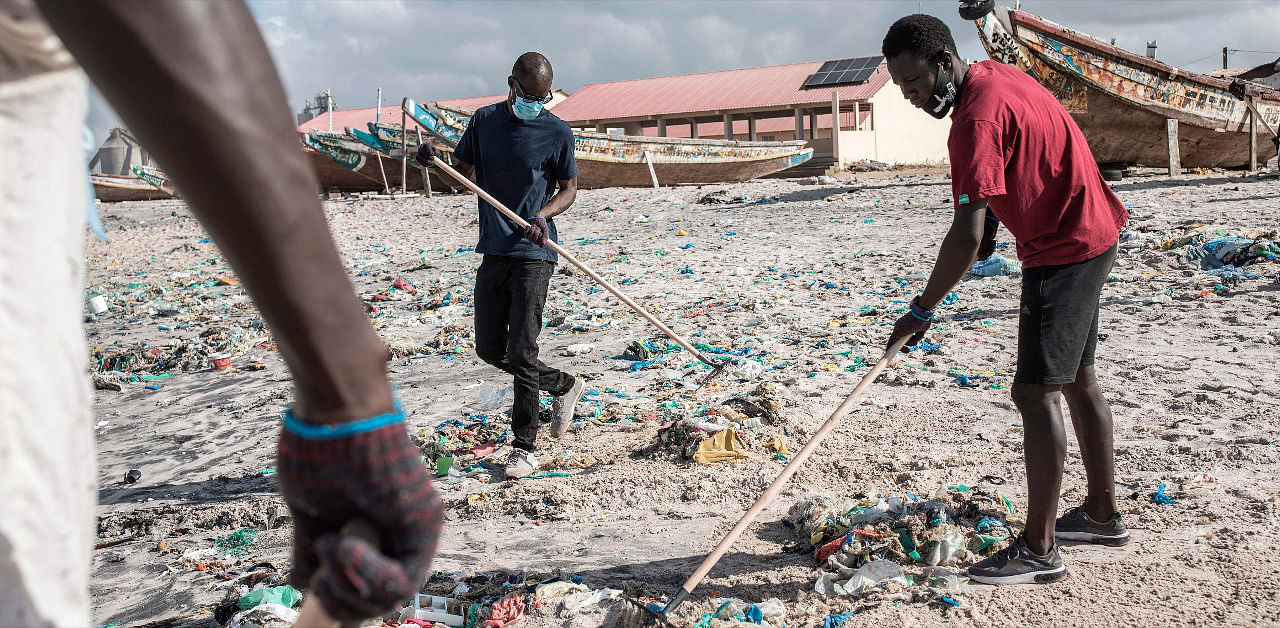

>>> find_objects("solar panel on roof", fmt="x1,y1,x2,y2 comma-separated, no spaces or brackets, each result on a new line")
802,55,882,88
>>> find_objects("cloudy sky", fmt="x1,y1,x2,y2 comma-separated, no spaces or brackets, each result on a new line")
88,0,1279,137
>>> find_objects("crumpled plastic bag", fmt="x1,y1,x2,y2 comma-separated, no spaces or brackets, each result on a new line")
692,428,749,464
967,254,1022,277
922,529,971,566
483,593,526,628
815,560,906,596
535,581,588,599
228,603,298,628
236,585,301,610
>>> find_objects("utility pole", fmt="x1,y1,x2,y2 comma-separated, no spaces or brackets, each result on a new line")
1223,47,1229,70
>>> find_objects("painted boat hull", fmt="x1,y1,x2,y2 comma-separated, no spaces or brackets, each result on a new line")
303,131,454,193
90,173,171,202
401,100,814,188
971,5,1280,168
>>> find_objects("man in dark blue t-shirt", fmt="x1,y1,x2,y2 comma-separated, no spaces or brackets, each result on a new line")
424,52,583,479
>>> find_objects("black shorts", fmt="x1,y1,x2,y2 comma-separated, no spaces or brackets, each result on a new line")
1015,244,1117,385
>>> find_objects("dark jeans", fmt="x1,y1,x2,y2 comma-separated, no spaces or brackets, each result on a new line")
474,254,573,452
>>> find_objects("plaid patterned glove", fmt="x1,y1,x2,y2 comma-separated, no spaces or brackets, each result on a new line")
277,406,444,622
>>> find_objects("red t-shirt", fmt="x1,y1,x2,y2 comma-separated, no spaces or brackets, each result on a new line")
949,61,1127,267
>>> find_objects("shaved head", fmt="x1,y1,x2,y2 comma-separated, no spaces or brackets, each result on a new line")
512,52,552,86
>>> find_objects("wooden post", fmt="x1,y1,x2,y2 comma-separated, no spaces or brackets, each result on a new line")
1249,104,1258,171
794,109,804,141
689,118,698,139
1166,118,1180,176
723,113,733,140
747,114,756,141
831,91,841,168
375,154,390,194
401,100,409,193
644,150,659,189
657,119,667,137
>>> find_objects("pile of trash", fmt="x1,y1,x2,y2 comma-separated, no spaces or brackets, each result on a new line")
91,324,271,390
1158,225,1279,271
386,569,628,628
649,383,790,464
785,484,1020,613
414,412,515,484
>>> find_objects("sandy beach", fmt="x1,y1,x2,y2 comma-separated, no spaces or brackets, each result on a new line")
85,168,1280,627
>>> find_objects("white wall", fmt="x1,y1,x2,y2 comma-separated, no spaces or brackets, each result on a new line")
864,86,951,165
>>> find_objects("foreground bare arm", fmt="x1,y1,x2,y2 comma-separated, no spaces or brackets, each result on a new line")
38,0,390,424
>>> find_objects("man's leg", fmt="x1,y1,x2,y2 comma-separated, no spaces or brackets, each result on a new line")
1011,382,1067,555
473,256,513,373
1062,364,1117,522
504,260,560,451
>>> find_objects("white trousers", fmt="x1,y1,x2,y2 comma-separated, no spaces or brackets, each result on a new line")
0,68,94,628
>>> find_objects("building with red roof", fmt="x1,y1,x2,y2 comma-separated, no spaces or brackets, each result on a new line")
552,56,950,166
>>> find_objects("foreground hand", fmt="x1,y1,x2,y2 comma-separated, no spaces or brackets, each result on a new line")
886,298,933,354
524,216,549,246
277,407,444,622
414,142,439,167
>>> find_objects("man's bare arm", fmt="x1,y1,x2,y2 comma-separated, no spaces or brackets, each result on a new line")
536,178,577,219
37,0,390,423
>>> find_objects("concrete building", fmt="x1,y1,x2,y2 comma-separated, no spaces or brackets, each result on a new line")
550,57,951,167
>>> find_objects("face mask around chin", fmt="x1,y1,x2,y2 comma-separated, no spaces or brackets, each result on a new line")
926,62,958,119
513,98,544,120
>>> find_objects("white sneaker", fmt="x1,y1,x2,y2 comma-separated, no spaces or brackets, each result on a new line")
550,376,584,438
504,449,539,479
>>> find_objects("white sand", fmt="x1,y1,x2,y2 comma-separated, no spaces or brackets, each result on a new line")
85,169,1280,627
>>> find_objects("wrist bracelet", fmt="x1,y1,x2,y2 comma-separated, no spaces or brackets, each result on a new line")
283,400,404,439
909,297,934,322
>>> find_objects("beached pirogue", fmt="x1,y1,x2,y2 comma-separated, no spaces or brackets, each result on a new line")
960,0,1280,170
90,172,171,202
302,97,814,191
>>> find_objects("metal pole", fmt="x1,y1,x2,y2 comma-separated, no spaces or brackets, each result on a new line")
376,87,382,124
400,99,408,194
326,89,332,132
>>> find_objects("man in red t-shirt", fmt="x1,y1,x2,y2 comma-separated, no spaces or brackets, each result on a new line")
881,14,1130,585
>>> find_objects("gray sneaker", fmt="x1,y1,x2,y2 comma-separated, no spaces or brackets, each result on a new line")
503,449,539,479
1055,505,1130,546
550,376,584,438
968,535,1067,585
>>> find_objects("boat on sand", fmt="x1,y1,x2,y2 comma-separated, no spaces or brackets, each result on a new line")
961,0,1280,169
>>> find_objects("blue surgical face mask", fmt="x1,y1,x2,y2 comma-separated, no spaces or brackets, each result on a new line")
513,97,544,120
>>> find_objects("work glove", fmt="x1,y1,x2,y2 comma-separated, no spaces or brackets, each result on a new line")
977,213,1000,261
414,142,439,167
524,216,550,247
276,405,444,622
886,297,933,354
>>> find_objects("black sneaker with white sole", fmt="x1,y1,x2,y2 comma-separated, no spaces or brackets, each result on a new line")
967,535,1067,585
1054,505,1130,546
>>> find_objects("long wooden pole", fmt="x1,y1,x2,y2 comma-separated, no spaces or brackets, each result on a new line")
429,156,720,368
643,150,659,189
659,337,909,618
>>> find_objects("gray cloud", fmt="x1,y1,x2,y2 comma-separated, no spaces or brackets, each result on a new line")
87,0,1279,140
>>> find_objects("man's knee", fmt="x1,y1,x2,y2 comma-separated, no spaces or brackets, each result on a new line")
1063,364,1098,393
475,343,505,366
1010,381,1060,408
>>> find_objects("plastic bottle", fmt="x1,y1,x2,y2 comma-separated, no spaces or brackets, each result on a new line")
479,385,512,408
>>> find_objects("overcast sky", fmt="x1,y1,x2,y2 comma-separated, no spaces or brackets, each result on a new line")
88,0,1279,138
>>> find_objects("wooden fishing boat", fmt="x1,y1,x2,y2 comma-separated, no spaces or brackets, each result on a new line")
962,1,1280,168
131,165,176,197
571,133,814,188
401,100,814,188
90,172,171,202
304,130,459,193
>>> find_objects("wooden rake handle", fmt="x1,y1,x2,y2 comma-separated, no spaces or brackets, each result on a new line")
428,156,720,368
673,336,910,601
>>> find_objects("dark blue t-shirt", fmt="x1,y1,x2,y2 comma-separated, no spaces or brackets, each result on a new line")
454,101,578,262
